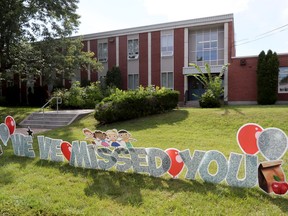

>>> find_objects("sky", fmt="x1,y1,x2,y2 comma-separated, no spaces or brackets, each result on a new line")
76,0,288,57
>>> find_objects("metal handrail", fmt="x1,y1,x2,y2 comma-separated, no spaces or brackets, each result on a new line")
40,97,62,117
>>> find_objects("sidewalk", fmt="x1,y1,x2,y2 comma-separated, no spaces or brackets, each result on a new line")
15,127,50,135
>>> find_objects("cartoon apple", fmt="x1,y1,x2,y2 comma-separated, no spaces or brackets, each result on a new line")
272,175,288,195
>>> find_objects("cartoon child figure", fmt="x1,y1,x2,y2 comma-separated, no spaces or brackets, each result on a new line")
118,129,135,148
94,130,109,147
83,128,97,145
106,129,120,147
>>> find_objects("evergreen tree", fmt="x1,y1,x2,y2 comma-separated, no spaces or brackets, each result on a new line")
106,66,122,88
257,50,279,105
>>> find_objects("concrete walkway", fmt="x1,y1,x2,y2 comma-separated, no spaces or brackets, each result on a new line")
16,109,94,135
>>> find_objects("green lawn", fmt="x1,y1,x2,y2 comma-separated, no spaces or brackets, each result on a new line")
1,105,288,215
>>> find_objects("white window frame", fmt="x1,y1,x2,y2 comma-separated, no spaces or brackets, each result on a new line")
278,67,288,93
128,39,139,60
128,74,139,90
161,72,174,89
98,42,108,62
192,28,224,66
161,33,173,57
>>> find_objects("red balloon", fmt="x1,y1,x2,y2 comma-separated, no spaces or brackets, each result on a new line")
61,141,72,161
5,116,16,135
237,123,263,155
165,148,184,178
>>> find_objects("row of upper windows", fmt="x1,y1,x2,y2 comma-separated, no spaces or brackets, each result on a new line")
98,35,173,62
96,27,224,64
96,33,174,62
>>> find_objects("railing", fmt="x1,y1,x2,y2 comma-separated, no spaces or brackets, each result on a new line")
40,97,62,117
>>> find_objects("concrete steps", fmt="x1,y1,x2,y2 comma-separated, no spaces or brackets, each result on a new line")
19,110,94,129
184,100,200,107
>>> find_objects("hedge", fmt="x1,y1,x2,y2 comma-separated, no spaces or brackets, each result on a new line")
94,86,179,124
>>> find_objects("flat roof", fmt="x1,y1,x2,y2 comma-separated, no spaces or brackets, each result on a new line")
74,13,233,41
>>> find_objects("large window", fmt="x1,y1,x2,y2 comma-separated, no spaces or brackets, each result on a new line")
190,27,224,66
161,72,174,89
128,39,139,59
278,67,288,93
161,33,173,56
128,74,139,90
97,42,108,62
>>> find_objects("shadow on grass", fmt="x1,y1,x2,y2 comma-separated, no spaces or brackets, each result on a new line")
2,152,288,213
221,106,245,116
96,109,190,132
31,159,288,213
35,109,189,143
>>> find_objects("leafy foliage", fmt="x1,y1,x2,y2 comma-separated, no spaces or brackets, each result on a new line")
199,89,221,108
106,66,122,88
95,86,179,124
0,0,80,74
51,81,108,109
188,63,228,108
257,50,279,105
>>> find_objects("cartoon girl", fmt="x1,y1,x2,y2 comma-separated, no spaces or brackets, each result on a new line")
118,129,135,148
83,128,97,145
94,130,109,147
106,129,121,147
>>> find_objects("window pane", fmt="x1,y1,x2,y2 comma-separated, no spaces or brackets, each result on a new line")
134,74,139,89
204,51,210,61
279,67,288,93
211,31,217,41
128,75,133,89
161,73,167,87
211,41,217,49
197,51,203,61
168,72,173,89
204,42,210,49
204,32,210,41
211,50,217,60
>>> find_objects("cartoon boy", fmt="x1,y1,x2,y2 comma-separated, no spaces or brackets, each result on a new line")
118,129,135,148
106,129,120,147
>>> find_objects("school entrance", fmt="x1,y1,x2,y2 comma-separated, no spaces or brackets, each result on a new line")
187,76,205,101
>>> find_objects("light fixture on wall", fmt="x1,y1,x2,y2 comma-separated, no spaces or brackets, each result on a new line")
240,59,246,66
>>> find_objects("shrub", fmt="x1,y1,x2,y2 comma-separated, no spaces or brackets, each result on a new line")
199,89,221,108
51,81,107,109
95,86,179,124
189,63,228,108
106,66,122,88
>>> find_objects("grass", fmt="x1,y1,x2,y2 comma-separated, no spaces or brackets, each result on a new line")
1,105,288,215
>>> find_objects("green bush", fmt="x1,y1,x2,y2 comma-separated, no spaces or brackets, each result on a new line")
257,50,279,105
199,89,221,108
51,81,107,109
95,86,179,124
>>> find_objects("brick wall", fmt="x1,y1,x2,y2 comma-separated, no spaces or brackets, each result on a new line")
174,28,184,101
139,33,148,86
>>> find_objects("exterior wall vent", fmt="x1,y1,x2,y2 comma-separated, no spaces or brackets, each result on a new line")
240,59,246,66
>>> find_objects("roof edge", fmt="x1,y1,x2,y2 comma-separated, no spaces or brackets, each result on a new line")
73,13,233,41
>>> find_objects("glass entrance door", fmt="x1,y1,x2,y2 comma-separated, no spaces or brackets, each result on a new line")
187,76,205,100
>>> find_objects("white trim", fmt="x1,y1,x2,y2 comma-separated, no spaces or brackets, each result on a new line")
116,36,119,66
183,65,223,75
148,32,152,85
184,28,189,93
224,22,229,102
77,14,234,41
